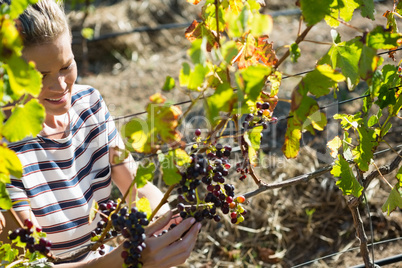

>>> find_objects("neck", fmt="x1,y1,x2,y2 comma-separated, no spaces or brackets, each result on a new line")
41,113,70,139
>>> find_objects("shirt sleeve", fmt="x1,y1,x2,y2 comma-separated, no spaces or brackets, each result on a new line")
4,176,30,211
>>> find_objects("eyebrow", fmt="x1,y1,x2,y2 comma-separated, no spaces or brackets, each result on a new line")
40,56,75,74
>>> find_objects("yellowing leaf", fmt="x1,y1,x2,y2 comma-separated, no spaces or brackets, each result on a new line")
244,126,263,166
0,183,12,210
187,0,202,5
3,99,45,142
282,117,302,159
136,197,152,220
88,199,99,225
327,136,342,158
0,145,23,183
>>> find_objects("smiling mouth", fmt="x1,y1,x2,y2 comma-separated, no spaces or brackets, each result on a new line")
47,97,63,101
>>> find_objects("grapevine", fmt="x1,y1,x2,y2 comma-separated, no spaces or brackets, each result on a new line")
1,0,402,267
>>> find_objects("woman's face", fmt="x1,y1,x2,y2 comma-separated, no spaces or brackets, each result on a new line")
22,31,77,117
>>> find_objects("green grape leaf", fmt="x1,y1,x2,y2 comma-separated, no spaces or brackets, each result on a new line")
302,64,344,98
188,64,209,90
382,185,402,216
188,38,207,65
244,126,263,166
366,26,402,50
320,38,363,89
358,0,375,20
342,131,354,161
282,116,302,159
376,84,396,109
179,62,191,87
9,0,37,19
359,45,382,81
221,40,239,65
352,126,377,172
300,0,333,26
88,199,99,225
333,113,362,130
390,92,402,116
367,114,378,127
383,10,398,33
381,122,392,138
331,155,363,197
0,243,19,263
136,197,152,220
397,1,402,16
161,149,191,186
203,3,225,32
205,82,235,127
0,144,23,182
0,183,12,210
249,12,273,36
238,65,271,101
5,55,42,99
1,18,23,57
325,0,360,27
290,43,301,63
3,99,45,142
397,166,402,188
134,162,155,189
339,0,359,22
225,5,248,38
162,76,175,92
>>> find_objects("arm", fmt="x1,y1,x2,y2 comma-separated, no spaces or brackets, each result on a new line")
109,146,170,215
1,209,199,268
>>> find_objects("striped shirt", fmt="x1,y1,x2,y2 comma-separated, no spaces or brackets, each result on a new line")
7,85,120,256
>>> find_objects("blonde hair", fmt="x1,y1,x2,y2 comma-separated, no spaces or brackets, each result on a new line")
17,0,70,47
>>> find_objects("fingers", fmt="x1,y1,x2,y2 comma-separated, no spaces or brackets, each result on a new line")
145,210,172,236
158,222,201,267
141,221,201,267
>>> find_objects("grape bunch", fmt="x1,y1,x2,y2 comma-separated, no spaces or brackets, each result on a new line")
8,219,52,255
91,201,149,267
243,101,278,131
177,140,247,224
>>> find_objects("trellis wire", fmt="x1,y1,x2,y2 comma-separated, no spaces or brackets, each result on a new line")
6,66,402,145
70,0,388,44
291,237,402,268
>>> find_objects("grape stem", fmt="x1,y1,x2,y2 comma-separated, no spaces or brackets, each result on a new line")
149,183,177,220
5,259,24,268
89,172,138,252
214,0,220,46
9,208,23,228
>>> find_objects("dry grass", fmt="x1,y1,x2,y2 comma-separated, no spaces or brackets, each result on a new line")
72,0,402,267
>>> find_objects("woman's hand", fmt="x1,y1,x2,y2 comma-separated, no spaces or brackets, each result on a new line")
140,211,201,268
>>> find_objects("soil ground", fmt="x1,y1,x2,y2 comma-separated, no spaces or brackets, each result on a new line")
67,0,402,267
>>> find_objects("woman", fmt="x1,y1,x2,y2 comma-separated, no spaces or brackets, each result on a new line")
0,0,200,266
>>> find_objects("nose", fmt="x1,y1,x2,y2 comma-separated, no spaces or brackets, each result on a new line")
49,74,67,92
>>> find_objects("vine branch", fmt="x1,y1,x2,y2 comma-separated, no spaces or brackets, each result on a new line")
274,25,313,68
